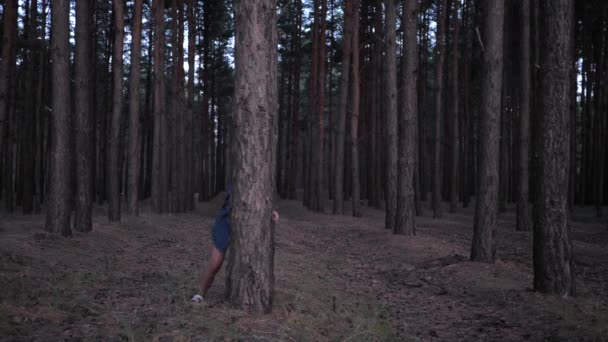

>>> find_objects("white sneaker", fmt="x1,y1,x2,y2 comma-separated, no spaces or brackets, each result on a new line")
191,294,204,304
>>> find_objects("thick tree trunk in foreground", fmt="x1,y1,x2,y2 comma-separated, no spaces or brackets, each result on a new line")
395,0,418,236
432,0,447,218
533,0,575,296
74,0,93,231
226,0,278,314
385,0,398,229
108,0,124,221
517,0,532,231
46,0,72,236
470,0,504,263
334,0,353,215
127,0,144,215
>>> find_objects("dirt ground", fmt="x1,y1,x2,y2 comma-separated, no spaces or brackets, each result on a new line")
1,195,608,342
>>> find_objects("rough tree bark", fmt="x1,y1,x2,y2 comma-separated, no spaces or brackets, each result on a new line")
152,0,169,213
351,0,362,217
310,0,328,212
187,0,196,210
46,0,72,236
395,0,418,236
517,0,533,231
288,0,303,200
470,0,504,263
108,0,125,221
127,0,144,215
1,0,18,213
74,0,93,231
449,0,460,213
334,0,353,215
21,0,38,214
432,0,448,218
384,0,398,229
533,0,575,296
225,0,278,314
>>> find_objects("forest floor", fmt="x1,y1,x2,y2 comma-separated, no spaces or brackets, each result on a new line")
1,194,608,342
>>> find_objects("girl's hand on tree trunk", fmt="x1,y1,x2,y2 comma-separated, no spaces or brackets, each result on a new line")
272,211,280,223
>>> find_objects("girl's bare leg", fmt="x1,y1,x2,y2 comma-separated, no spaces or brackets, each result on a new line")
198,246,225,297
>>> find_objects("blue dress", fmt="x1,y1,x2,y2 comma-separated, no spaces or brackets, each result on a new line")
212,186,231,254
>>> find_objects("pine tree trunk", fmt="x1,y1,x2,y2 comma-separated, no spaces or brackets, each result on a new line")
516,0,533,231
461,0,475,208
432,0,448,218
74,0,93,230
108,0,125,221
97,11,113,205
569,49,577,212
418,10,430,204
449,0,460,213
311,0,327,212
187,0,196,209
143,26,154,199
533,0,575,296
470,0,504,263
126,0,144,215
20,0,38,214
334,0,353,215
384,0,398,228
226,0,278,314
46,0,72,236
288,0,303,200
395,0,418,235
199,2,211,202
34,0,49,213
152,0,168,212
351,0,362,217
1,0,18,213
593,14,606,218
369,0,383,209
499,77,508,213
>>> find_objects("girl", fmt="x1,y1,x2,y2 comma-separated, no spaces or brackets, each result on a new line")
192,187,279,303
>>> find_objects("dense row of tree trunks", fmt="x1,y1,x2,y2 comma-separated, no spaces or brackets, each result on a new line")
470,0,505,263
